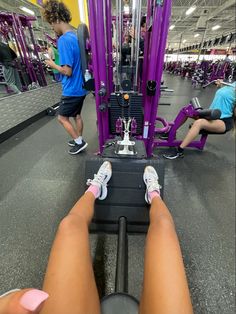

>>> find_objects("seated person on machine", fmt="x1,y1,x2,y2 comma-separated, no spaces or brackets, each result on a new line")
0,39,22,94
0,162,193,314
164,79,236,160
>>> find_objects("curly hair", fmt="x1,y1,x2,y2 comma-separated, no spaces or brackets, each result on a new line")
42,0,72,24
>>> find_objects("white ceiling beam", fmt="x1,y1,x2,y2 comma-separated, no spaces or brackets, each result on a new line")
208,0,236,20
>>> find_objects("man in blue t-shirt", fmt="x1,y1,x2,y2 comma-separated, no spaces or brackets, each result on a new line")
43,0,87,155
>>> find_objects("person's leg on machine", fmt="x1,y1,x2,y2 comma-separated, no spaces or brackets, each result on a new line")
180,119,225,148
3,65,21,94
13,67,22,91
164,118,226,159
40,161,112,314
139,166,193,314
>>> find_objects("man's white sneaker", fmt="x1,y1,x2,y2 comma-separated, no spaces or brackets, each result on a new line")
86,161,112,200
143,166,161,204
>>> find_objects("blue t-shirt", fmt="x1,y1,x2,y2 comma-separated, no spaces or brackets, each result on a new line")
210,82,236,118
58,31,86,97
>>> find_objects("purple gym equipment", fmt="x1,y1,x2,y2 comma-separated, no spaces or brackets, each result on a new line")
154,80,235,150
87,0,172,158
0,11,47,89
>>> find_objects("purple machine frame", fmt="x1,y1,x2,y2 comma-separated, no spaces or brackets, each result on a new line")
0,12,47,88
87,0,172,157
154,103,209,150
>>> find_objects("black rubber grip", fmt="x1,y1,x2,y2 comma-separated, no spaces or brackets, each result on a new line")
198,109,221,120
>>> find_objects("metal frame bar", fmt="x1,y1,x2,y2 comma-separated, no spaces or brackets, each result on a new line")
105,0,113,95
115,217,128,293
146,0,172,156
88,0,104,151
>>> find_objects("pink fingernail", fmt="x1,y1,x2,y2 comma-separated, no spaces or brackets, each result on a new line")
20,289,49,311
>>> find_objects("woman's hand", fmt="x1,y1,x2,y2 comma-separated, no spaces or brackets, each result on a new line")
0,289,49,314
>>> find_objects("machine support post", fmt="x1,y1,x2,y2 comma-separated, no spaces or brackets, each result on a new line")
134,0,142,89
130,0,136,79
119,0,123,75
115,0,120,87
147,0,172,156
12,13,36,84
97,0,109,142
142,4,163,153
28,24,47,86
105,0,114,95
115,217,128,293
141,0,152,95
88,0,104,151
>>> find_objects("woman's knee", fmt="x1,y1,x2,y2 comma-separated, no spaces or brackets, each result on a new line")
150,214,175,232
58,214,87,236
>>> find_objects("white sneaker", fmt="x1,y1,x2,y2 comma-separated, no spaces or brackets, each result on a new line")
87,161,112,200
143,166,161,204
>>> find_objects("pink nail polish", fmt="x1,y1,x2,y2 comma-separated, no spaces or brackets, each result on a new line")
20,289,49,311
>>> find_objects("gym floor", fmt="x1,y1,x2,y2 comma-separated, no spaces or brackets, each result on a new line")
0,73,235,314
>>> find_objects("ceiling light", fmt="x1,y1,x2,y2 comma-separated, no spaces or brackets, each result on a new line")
169,24,175,30
124,4,130,14
194,33,200,38
132,1,136,10
185,6,196,16
212,25,221,31
20,6,35,16
183,39,187,43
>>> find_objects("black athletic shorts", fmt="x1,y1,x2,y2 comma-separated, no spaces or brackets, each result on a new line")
58,95,86,117
221,117,234,132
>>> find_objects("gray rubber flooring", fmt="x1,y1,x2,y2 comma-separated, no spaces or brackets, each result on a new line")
0,74,235,314
0,83,61,136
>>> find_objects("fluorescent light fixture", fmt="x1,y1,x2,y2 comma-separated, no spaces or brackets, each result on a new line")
124,4,130,14
20,6,35,16
212,25,221,31
194,33,200,38
182,39,187,43
185,6,196,16
78,0,86,23
169,24,175,30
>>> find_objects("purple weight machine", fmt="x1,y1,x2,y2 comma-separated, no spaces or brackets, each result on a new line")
87,0,172,159
154,80,235,150
84,1,171,311
0,11,47,90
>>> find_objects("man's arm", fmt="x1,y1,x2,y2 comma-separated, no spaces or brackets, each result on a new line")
45,59,72,76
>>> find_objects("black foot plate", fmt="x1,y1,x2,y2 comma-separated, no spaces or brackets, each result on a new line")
85,157,164,233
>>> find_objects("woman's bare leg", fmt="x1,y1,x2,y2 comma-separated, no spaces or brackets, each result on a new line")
40,192,100,314
180,118,225,149
40,161,112,314
140,166,193,314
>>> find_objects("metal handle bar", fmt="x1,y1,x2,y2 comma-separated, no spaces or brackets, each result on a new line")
203,80,235,88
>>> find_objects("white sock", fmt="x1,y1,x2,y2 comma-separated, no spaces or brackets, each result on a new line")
75,136,82,145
